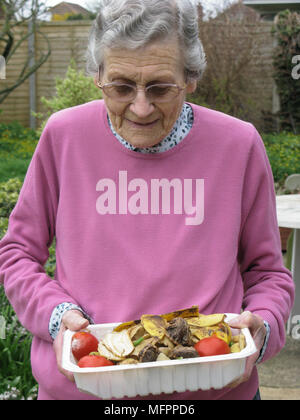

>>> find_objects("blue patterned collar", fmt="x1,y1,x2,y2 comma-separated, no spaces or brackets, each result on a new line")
107,103,194,154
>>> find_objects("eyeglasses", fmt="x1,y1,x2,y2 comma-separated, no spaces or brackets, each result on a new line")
96,80,187,103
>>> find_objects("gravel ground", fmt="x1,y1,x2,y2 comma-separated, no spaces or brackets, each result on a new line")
257,336,300,400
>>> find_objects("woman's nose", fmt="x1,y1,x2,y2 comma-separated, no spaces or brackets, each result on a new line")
129,90,155,119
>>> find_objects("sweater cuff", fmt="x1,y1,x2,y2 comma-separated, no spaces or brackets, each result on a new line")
255,320,271,364
49,302,94,340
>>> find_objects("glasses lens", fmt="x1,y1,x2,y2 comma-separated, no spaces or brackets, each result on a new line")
103,83,135,101
101,83,181,103
147,84,180,103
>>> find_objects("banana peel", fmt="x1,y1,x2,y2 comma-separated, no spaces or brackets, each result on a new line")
141,315,167,340
161,305,200,322
114,319,141,333
111,307,244,359
190,322,232,345
113,305,199,333
187,314,225,328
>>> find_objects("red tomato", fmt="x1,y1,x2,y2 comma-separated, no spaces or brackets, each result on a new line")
71,332,99,361
78,355,114,368
194,336,230,357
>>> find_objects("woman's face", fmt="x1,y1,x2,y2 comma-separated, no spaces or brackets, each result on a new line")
98,38,197,148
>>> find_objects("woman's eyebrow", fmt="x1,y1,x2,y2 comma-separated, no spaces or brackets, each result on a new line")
108,72,136,82
108,71,176,84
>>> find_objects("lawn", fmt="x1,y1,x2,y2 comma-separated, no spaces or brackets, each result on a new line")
0,120,299,399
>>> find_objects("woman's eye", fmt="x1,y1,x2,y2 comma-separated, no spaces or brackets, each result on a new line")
114,85,134,95
148,85,170,96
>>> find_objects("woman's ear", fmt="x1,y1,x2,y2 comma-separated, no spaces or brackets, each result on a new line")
186,79,197,94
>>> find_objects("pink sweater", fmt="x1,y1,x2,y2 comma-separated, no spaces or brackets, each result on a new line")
0,100,294,400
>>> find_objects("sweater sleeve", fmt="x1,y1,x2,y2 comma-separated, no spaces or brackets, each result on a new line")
238,126,295,362
0,115,81,342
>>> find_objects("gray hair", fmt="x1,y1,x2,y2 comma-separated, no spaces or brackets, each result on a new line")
86,0,206,82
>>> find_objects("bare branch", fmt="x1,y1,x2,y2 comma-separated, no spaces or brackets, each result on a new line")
0,1,51,104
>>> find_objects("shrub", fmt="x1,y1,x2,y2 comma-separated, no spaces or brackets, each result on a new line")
0,178,22,224
0,285,38,400
188,7,269,131
0,122,38,183
272,10,300,134
34,59,102,135
262,132,300,190
0,178,37,400
0,122,38,161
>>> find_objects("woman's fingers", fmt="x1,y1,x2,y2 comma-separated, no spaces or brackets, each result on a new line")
62,309,90,331
53,310,90,383
53,323,75,382
226,311,266,389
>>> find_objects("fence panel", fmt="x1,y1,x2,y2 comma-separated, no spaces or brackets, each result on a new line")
0,20,275,129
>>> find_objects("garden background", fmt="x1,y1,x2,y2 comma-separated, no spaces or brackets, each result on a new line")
0,2,300,400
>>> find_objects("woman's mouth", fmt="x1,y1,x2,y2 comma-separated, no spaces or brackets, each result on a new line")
126,119,159,128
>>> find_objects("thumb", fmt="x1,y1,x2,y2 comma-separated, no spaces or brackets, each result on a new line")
62,309,90,331
228,311,252,328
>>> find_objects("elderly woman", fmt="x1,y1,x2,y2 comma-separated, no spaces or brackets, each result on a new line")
0,0,294,400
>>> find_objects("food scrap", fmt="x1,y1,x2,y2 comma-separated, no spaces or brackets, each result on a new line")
73,306,247,368
71,331,99,361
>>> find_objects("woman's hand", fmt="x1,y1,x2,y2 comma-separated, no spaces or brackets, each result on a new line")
227,311,267,388
53,310,90,382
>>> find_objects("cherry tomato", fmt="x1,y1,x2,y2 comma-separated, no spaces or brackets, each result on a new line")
194,336,231,357
78,354,114,368
71,332,99,361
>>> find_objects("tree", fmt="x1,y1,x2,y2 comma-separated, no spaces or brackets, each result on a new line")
0,0,51,104
272,10,300,134
199,0,238,20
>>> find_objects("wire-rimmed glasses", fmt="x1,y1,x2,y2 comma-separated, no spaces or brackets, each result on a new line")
96,79,187,103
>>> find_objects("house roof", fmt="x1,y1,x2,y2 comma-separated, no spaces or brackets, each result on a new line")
243,0,300,13
49,1,90,16
243,0,300,19
218,2,260,22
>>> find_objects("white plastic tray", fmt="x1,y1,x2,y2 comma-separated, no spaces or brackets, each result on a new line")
62,314,257,399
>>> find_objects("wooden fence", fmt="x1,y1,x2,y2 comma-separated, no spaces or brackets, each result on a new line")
0,20,274,129
0,21,93,127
